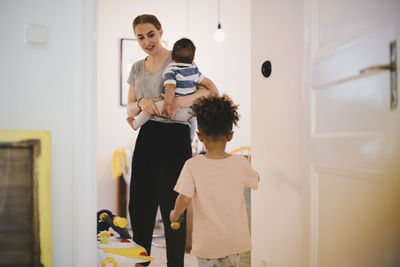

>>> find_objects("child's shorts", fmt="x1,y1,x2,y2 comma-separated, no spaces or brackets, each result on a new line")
197,254,240,267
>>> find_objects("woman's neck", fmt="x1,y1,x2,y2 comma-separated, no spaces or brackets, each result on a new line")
147,47,169,63
144,47,169,73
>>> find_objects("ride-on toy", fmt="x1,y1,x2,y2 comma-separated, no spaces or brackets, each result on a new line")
96,209,153,266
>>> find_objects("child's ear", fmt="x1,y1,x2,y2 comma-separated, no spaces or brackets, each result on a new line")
197,131,204,142
227,131,234,142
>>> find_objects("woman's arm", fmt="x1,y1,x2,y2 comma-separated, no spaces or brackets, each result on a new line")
127,84,161,117
126,84,141,117
199,77,219,95
180,85,217,107
169,85,216,119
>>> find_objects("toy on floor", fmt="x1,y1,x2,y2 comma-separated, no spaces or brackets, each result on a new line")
97,209,131,240
97,209,154,266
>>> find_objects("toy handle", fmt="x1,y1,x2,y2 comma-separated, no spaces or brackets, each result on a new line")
113,216,128,228
99,212,113,226
102,257,117,267
100,213,131,240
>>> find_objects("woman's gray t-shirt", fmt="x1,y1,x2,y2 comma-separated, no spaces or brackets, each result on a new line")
127,54,187,124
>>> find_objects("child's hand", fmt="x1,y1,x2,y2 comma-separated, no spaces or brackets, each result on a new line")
170,210,184,230
139,98,161,116
161,103,172,119
169,210,179,222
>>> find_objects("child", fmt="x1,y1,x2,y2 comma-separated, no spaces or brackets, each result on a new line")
170,94,260,267
127,38,218,132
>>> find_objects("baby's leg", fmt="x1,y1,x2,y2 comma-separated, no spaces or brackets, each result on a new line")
132,111,151,130
133,101,165,130
172,107,193,122
154,101,192,122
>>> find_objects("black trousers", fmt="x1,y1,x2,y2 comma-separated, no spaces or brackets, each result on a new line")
129,121,192,267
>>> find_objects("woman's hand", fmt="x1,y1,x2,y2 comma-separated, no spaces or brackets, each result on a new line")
138,98,161,116
126,117,135,130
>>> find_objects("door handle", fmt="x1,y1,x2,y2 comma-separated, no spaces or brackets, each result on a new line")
360,41,398,109
360,63,396,73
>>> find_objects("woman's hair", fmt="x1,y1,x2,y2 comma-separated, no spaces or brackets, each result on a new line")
132,14,162,32
191,94,239,139
172,38,196,64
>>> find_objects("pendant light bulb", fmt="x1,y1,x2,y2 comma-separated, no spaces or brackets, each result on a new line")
214,0,224,43
214,23,225,43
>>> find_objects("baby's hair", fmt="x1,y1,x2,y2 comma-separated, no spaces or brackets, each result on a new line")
191,94,239,139
172,38,196,64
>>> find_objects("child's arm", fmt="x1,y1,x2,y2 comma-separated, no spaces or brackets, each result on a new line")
170,194,192,222
199,77,219,95
161,83,176,118
185,201,193,253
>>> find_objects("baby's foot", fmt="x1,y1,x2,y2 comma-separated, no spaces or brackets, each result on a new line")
126,117,138,130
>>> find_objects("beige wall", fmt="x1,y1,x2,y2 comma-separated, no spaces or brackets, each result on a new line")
251,0,305,266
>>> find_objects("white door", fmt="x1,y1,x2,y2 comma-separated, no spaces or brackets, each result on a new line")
251,0,400,266
305,0,400,266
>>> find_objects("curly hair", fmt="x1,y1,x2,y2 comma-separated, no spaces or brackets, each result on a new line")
191,94,240,139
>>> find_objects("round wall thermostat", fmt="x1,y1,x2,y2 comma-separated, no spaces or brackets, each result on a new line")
261,60,272,78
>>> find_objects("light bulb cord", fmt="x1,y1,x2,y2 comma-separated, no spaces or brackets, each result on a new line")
217,0,221,26
186,0,190,36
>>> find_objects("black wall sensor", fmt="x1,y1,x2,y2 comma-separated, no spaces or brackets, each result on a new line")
261,60,272,78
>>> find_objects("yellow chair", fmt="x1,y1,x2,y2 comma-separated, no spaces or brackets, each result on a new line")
230,146,251,162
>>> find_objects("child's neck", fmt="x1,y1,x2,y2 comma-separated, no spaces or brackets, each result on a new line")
203,141,231,159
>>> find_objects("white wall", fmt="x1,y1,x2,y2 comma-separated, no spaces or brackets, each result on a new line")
0,0,96,267
97,0,251,213
251,0,305,266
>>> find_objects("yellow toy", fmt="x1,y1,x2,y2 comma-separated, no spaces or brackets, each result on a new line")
98,239,154,266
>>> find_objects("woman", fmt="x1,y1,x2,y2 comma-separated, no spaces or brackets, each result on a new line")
126,14,213,267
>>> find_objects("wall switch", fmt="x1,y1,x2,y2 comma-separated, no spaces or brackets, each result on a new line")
26,24,49,46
